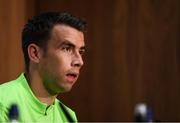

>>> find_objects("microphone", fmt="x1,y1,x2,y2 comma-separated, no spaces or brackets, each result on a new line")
134,103,153,122
8,104,19,123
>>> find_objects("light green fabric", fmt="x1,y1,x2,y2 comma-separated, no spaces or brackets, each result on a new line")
0,73,77,122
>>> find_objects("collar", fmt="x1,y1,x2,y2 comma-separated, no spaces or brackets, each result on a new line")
17,73,59,115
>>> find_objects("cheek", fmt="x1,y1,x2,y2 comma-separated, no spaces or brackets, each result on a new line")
58,54,72,68
53,53,72,72
40,52,72,75
40,55,58,73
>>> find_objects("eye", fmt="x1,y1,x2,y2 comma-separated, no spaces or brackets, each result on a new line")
62,46,73,53
79,49,85,56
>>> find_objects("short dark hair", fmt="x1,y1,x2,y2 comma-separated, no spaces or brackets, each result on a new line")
22,12,87,72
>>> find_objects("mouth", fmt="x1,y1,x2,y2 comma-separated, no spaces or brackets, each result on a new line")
66,72,79,83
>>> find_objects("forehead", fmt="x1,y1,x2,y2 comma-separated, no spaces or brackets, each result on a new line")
49,24,85,47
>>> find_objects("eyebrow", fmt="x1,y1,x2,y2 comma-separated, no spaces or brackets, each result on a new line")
60,41,75,48
60,40,86,50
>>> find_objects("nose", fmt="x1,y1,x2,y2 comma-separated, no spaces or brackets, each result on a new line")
71,51,84,68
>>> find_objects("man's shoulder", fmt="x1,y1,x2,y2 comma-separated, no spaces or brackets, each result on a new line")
55,99,77,121
0,73,25,92
55,99,75,113
0,76,21,91
0,76,23,122
0,79,18,94
0,74,24,104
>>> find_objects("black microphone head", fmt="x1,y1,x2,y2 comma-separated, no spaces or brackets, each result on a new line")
134,103,154,122
8,104,19,120
134,103,148,122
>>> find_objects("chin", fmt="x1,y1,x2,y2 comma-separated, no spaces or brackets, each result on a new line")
59,86,73,93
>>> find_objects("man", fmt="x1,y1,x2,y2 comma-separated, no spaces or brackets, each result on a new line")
0,12,86,122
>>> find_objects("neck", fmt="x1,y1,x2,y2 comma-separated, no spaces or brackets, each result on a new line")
25,70,57,105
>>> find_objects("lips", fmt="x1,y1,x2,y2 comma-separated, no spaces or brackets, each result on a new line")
66,72,79,83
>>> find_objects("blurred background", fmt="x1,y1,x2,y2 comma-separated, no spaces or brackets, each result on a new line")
0,0,180,121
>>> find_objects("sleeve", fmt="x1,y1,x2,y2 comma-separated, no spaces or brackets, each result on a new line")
0,103,9,122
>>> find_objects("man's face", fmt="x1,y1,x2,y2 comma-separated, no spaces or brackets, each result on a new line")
39,24,85,94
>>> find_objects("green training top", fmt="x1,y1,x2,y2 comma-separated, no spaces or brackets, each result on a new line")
0,73,77,122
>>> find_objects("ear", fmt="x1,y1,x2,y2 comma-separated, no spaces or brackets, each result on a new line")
28,44,42,63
